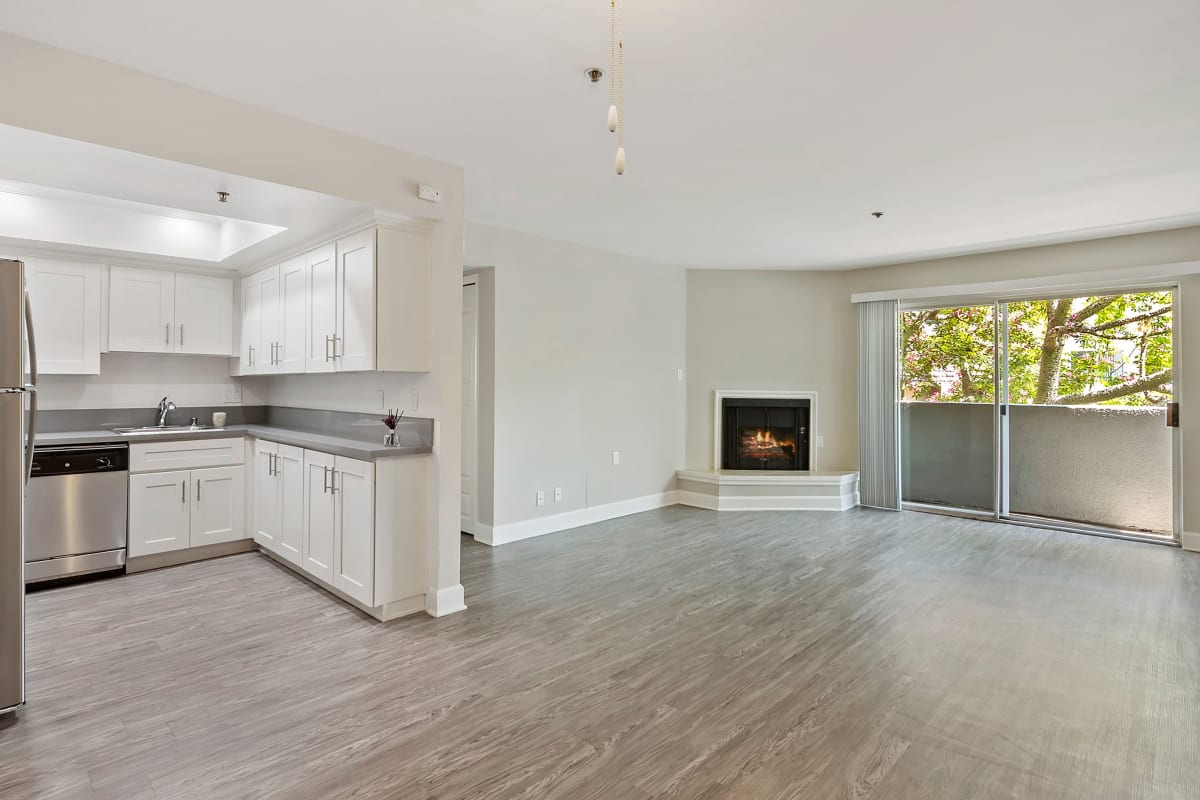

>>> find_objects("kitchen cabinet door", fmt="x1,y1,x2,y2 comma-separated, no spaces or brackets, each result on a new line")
24,259,101,374
335,230,376,372
252,441,280,552
108,267,175,353
305,244,337,374
174,273,233,356
276,445,305,566
277,256,307,373
129,470,191,556
333,455,375,606
258,266,282,374
240,274,262,374
191,465,246,546
302,450,336,584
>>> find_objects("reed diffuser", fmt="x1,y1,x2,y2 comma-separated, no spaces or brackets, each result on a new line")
381,408,404,446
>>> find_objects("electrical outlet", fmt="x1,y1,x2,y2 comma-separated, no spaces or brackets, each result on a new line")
554,487,563,503
536,490,545,507
817,435,825,448
612,451,620,466
677,368,685,382
223,383,242,403
418,184,442,203
410,389,419,412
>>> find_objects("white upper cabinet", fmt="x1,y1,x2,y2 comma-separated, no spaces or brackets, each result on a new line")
335,230,376,372
305,243,337,374
233,223,432,376
278,256,307,373
110,266,232,356
175,273,234,356
108,267,175,353
24,259,102,375
239,274,262,374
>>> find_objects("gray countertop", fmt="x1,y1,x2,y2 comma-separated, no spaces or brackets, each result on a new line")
35,424,433,461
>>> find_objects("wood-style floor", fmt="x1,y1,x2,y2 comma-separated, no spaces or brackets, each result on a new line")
3,507,1199,799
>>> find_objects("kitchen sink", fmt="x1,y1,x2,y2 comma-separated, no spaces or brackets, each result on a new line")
112,425,220,435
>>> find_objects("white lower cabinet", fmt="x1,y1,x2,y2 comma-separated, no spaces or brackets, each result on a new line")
129,472,192,556
253,440,304,566
252,440,280,551
129,465,245,556
302,450,336,583
333,456,375,606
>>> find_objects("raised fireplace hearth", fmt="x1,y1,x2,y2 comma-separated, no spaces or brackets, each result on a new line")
720,395,811,471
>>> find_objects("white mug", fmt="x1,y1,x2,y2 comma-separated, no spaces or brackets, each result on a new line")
212,411,228,428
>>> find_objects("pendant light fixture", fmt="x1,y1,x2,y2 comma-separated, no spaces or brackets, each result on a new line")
610,0,626,175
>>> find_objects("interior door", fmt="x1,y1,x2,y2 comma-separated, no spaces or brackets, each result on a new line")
174,273,233,356
335,229,376,372
461,281,478,534
128,471,191,556
191,465,245,546
305,244,336,374
276,444,305,566
333,456,374,606
278,256,307,373
108,267,175,353
252,441,279,551
302,450,336,583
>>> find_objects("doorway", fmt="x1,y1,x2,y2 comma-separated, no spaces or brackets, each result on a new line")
461,278,478,535
901,289,1178,542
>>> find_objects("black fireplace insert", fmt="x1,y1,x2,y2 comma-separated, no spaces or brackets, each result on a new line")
721,397,810,471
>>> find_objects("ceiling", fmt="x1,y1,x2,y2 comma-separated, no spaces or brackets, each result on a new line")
0,124,372,270
2,0,1198,270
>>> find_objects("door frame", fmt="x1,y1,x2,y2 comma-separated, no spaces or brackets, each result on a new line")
900,282,1182,546
460,277,479,536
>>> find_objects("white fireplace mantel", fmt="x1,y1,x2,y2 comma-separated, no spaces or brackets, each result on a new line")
712,389,819,472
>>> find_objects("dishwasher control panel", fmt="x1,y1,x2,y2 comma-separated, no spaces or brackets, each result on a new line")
31,445,129,477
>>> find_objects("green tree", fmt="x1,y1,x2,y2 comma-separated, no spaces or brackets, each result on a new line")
902,292,1172,406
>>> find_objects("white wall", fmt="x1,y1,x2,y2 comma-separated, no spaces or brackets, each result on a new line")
37,352,263,410
685,270,857,472
465,223,687,530
0,32,466,613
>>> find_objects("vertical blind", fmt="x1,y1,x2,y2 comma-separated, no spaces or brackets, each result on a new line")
857,299,901,510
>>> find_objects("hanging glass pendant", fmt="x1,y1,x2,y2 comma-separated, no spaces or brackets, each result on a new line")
615,147,626,175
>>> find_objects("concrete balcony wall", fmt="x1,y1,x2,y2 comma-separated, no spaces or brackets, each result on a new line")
901,402,1172,533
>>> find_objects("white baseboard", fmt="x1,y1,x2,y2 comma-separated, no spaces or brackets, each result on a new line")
676,490,856,512
1182,531,1200,553
426,583,467,617
481,491,679,547
472,523,494,543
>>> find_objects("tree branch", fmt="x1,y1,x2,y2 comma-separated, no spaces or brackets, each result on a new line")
1071,295,1120,323
1054,368,1172,405
1075,306,1170,336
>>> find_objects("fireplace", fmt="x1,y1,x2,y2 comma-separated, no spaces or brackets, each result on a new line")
721,397,810,471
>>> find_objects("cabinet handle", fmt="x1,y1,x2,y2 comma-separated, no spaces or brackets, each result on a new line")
179,324,184,347
331,470,340,495
324,335,332,362
333,335,342,360
248,345,255,367
165,323,170,346
181,480,186,505
274,342,281,365
271,453,278,476
196,478,201,504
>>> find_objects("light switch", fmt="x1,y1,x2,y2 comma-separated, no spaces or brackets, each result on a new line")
612,451,620,466
554,487,563,502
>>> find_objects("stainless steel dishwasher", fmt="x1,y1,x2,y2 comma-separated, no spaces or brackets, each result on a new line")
25,444,129,583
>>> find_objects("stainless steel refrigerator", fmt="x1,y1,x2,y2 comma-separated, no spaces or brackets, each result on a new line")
1,259,36,715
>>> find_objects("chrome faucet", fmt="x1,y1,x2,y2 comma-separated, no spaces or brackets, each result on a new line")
157,396,176,427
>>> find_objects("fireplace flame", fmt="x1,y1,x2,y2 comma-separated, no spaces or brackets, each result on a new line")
741,428,796,455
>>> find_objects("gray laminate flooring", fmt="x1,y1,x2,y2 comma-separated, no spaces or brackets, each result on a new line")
3,507,1199,799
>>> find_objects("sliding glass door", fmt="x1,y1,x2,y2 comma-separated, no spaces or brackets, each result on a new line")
1003,291,1175,537
900,304,997,513
901,289,1178,542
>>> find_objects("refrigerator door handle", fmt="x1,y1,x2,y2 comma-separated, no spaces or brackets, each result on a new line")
24,290,38,486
